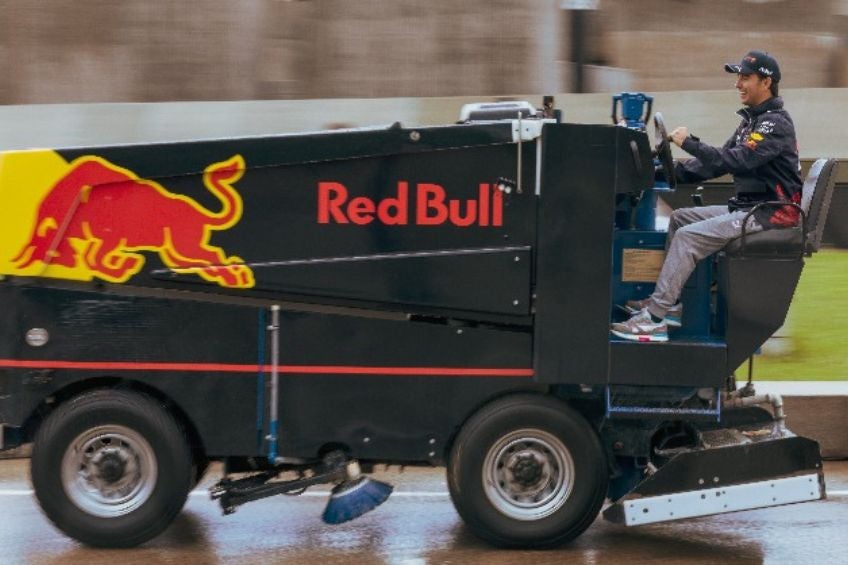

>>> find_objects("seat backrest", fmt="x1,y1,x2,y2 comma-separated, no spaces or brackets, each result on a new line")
801,158,839,254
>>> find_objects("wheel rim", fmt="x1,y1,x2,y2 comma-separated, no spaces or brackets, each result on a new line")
482,428,575,521
61,425,158,518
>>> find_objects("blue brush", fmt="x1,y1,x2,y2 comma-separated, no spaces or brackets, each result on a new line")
322,471,393,525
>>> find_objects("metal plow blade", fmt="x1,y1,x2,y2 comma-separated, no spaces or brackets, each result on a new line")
604,425,825,526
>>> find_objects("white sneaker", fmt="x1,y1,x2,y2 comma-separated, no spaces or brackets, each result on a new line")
611,308,669,343
623,299,682,328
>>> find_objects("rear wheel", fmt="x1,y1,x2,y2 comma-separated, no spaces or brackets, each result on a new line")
447,394,607,548
31,389,193,548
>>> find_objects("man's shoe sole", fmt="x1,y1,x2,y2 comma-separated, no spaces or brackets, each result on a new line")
610,329,669,343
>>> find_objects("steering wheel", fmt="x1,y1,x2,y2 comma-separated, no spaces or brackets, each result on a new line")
653,112,676,190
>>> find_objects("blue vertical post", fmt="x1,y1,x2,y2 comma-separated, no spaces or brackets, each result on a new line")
267,305,280,464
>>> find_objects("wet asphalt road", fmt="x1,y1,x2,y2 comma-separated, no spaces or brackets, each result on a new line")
0,459,846,565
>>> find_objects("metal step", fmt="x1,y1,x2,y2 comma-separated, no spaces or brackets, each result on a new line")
605,386,721,420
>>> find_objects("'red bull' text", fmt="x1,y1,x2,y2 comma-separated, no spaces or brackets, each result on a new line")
317,181,503,227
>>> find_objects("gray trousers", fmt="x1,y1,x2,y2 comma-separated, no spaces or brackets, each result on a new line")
647,205,763,319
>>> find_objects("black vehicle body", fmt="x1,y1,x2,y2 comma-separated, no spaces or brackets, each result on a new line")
0,108,832,547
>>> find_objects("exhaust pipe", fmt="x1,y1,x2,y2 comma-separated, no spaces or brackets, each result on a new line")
723,390,786,432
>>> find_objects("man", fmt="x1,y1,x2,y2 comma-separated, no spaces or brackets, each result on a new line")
611,50,802,343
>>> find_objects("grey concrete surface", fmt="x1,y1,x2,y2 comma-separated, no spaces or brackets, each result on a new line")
2,89,847,161
0,459,846,564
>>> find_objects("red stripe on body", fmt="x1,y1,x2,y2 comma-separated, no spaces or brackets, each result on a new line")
0,359,533,377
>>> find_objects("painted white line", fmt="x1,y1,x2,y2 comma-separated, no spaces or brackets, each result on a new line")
0,489,33,496
190,490,449,498
0,488,449,497
306,491,448,498
193,489,848,499
3,489,844,498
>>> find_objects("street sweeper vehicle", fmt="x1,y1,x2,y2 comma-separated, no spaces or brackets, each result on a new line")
0,98,836,548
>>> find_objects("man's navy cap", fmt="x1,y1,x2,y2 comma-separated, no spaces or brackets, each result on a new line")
724,50,781,82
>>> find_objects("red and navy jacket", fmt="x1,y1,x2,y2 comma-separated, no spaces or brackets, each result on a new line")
674,96,802,228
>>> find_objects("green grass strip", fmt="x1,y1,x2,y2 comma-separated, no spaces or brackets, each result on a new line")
754,248,848,381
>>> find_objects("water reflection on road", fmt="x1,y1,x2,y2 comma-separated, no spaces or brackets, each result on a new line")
0,459,846,564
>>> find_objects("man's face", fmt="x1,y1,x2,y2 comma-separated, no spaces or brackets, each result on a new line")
734,73,772,107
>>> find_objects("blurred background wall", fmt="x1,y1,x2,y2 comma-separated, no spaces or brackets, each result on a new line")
2,0,848,104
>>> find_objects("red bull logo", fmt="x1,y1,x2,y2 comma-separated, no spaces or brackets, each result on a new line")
7,153,254,288
317,181,504,227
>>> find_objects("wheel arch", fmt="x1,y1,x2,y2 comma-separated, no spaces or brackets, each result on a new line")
442,389,551,463
21,376,207,466
443,389,604,466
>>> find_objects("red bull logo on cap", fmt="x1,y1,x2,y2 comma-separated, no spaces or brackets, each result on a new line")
0,151,254,288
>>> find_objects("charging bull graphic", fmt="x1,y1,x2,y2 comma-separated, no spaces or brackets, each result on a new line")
9,154,255,288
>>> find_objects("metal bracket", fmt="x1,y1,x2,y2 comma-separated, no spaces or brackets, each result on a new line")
511,118,554,142
212,451,349,514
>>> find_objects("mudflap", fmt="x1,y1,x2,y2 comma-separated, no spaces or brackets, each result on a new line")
603,423,825,526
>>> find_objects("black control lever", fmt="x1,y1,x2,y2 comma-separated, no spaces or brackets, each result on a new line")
692,186,704,206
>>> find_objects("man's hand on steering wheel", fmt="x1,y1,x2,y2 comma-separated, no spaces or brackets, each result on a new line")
670,126,689,147
652,112,677,190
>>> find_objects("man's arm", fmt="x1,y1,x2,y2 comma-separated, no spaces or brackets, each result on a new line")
669,126,740,183
674,118,791,176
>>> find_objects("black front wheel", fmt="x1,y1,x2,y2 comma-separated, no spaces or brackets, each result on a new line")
447,394,608,548
31,389,193,548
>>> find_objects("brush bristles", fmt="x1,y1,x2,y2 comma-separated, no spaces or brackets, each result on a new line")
321,477,394,524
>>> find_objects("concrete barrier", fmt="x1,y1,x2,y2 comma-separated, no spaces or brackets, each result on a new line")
2,89,847,161
754,382,848,460
0,445,30,460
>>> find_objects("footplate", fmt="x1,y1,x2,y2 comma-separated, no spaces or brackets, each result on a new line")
604,423,825,526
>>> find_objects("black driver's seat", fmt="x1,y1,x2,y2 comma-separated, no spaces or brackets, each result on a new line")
724,158,839,257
